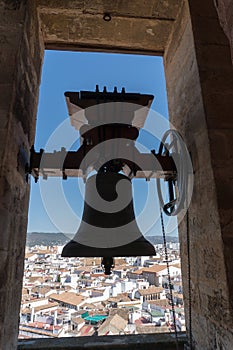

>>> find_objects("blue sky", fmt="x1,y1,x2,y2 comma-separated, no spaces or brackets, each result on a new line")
27,50,177,237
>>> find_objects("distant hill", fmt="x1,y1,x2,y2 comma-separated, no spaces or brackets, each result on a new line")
26,232,73,247
147,235,179,245
26,232,178,247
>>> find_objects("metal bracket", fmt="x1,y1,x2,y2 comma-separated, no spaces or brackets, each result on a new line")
17,146,29,183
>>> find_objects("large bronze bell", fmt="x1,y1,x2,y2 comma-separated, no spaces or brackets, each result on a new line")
62,172,156,274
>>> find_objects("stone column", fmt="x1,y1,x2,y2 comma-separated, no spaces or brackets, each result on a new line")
0,2,43,349
164,0,233,348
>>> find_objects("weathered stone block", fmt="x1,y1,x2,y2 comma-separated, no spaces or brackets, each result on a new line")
39,12,174,53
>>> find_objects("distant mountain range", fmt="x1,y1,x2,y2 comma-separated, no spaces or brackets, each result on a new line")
148,235,179,245
26,232,179,247
26,232,72,247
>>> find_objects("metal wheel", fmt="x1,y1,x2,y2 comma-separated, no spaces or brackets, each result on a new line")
157,129,192,216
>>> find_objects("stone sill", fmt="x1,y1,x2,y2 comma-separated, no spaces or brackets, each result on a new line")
18,332,187,350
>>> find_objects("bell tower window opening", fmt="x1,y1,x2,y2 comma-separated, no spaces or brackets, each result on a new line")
22,50,184,340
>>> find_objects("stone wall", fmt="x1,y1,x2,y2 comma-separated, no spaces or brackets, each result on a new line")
0,1,43,349
164,0,233,348
215,0,233,60
18,333,187,350
36,0,181,54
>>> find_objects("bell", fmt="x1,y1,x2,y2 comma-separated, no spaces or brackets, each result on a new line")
62,172,156,273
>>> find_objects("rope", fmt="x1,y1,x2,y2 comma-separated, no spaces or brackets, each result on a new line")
160,210,179,350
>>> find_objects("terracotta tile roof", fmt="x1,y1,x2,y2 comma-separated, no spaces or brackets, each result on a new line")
49,292,86,306
135,317,150,325
147,299,170,307
108,293,131,303
22,288,29,295
147,257,163,261
129,268,144,275
82,258,101,266
132,264,167,275
81,303,96,309
31,286,51,295
90,273,105,277
34,302,58,312
138,286,164,295
71,317,85,325
109,308,129,321
78,325,95,336
98,314,128,335
25,253,36,259
27,276,44,283
114,258,126,266
36,249,52,255
26,297,48,303
21,307,30,314
142,265,167,274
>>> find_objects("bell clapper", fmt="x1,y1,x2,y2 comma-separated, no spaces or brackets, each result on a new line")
101,257,115,275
